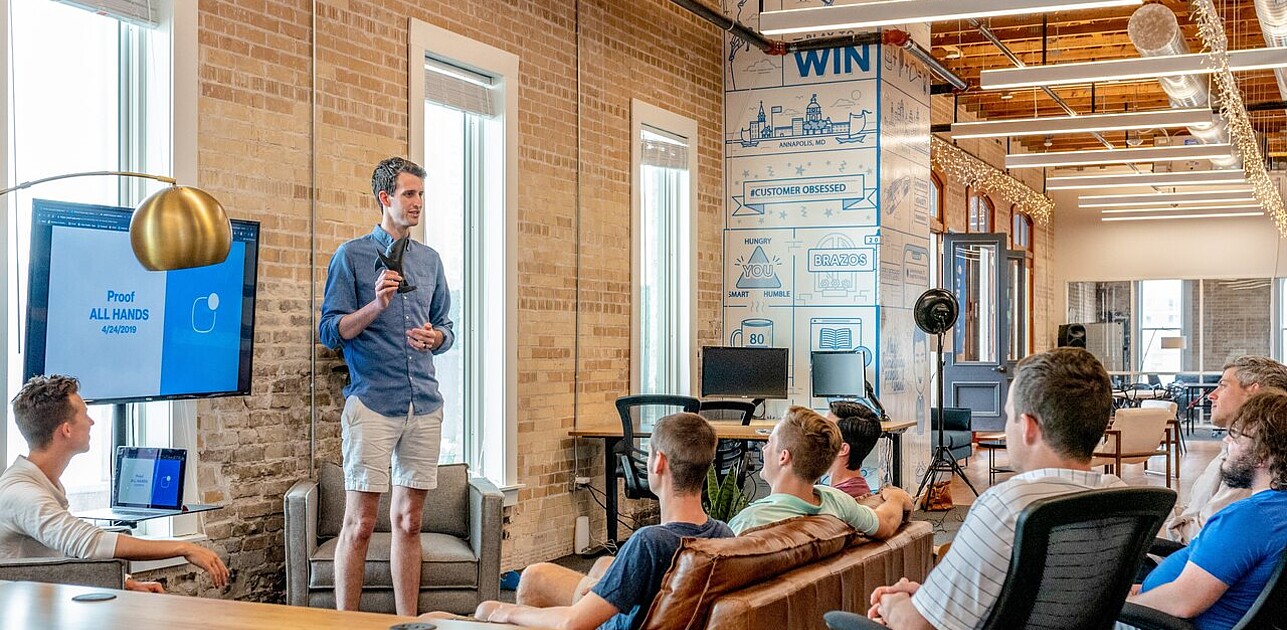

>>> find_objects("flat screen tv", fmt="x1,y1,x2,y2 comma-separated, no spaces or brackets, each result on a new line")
810,350,867,398
23,199,260,404
700,346,789,399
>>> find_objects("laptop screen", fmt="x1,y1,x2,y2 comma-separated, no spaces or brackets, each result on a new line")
112,447,187,510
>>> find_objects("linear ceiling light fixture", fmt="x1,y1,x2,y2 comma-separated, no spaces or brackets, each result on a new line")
1045,169,1248,190
981,48,1287,90
1078,190,1258,206
951,108,1215,139
1102,211,1264,221
1099,204,1264,213
1007,143,1233,168
759,0,1143,35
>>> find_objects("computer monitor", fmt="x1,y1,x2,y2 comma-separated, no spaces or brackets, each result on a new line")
810,350,867,398
701,346,789,399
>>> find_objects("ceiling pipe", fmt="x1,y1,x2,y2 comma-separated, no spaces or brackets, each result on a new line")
882,30,968,91
1127,4,1240,169
970,18,1117,151
670,0,967,88
1253,0,1287,109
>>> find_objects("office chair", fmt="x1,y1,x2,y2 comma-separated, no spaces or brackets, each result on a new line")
615,395,702,500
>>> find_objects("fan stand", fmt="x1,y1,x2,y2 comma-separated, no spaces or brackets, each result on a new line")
914,330,979,507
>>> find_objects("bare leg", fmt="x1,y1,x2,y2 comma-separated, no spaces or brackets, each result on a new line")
391,485,429,617
334,490,380,611
516,562,590,607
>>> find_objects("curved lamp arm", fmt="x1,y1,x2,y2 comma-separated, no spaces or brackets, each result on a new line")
0,171,177,197
0,170,231,271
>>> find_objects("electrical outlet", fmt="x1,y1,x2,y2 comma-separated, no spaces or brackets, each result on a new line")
574,476,592,489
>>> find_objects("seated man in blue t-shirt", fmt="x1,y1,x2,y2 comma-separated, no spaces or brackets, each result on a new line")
1129,390,1287,629
729,405,912,537
457,412,733,630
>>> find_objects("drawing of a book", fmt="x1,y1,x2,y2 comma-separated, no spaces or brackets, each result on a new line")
818,327,853,350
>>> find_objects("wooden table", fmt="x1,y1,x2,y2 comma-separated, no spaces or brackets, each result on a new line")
570,419,916,544
0,581,521,630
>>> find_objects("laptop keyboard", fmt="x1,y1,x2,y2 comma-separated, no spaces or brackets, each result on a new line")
111,509,163,518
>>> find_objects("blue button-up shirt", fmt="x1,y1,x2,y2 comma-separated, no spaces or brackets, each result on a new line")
319,225,455,417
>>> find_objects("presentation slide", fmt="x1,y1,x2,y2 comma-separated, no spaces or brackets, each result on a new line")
38,219,247,401
116,454,182,507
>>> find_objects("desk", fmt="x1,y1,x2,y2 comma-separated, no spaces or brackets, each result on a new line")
569,419,916,544
0,580,525,629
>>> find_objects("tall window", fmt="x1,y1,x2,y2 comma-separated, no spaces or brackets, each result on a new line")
4,0,186,520
1139,280,1183,373
967,190,994,233
632,101,696,396
420,58,503,466
410,20,518,492
930,172,945,234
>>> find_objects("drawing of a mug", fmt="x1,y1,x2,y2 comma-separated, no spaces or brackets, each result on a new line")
731,318,774,347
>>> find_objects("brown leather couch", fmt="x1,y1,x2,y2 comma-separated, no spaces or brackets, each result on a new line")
640,516,934,630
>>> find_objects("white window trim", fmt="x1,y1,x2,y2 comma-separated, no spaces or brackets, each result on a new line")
630,100,697,396
407,18,519,503
1,1,12,467
0,0,201,537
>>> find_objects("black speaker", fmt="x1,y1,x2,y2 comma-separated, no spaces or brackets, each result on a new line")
1058,323,1087,348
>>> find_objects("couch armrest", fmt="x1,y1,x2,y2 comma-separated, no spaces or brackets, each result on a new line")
284,477,319,606
1117,602,1198,630
0,557,126,589
469,475,504,602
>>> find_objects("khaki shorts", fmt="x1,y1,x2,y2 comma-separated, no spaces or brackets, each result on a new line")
341,396,442,493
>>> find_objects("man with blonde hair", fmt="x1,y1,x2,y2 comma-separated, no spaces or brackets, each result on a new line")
729,406,913,537
1165,355,1287,542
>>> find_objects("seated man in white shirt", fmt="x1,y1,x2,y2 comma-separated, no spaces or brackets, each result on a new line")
1163,356,1287,543
866,347,1124,629
0,375,229,592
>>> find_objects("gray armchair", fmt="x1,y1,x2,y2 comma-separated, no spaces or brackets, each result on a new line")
285,462,502,615
0,557,126,588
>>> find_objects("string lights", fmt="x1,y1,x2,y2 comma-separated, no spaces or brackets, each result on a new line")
931,136,1054,224
1191,0,1287,234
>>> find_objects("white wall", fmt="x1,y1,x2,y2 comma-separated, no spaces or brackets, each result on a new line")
1052,172,1287,330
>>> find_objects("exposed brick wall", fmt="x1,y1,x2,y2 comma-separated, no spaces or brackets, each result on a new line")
138,0,722,601
1201,279,1272,367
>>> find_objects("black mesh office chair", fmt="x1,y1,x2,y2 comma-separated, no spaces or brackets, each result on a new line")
823,486,1176,630
614,395,702,500
1118,543,1287,629
697,399,757,481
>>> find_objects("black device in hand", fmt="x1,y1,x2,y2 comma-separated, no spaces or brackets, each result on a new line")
376,235,417,294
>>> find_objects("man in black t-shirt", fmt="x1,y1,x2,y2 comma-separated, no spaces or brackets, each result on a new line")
427,412,733,630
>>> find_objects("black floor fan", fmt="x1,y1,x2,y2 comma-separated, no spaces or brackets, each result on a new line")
913,288,979,506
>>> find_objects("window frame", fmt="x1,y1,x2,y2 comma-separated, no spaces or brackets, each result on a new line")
630,100,697,397
930,171,945,234
408,18,519,500
966,188,995,233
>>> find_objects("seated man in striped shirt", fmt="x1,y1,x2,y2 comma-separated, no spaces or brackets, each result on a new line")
866,347,1124,630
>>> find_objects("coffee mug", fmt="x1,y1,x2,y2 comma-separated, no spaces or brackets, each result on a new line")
731,318,774,347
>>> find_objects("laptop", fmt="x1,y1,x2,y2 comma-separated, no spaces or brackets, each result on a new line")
77,447,189,522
